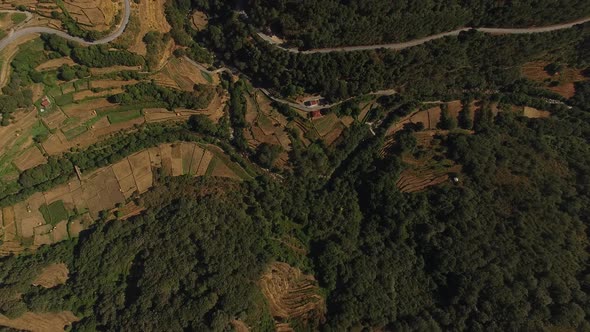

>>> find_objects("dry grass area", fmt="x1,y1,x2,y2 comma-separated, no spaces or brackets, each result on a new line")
260,262,326,327
35,57,76,71
32,263,69,288
0,311,78,332
191,10,208,30
63,0,119,31
13,146,47,171
157,57,215,90
129,0,171,55
523,106,550,118
521,61,587,99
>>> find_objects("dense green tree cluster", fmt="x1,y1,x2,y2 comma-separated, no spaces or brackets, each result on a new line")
195,7,590,102
248,0,590,48
109,82,215,110
41,34,144,68
0,42,45,124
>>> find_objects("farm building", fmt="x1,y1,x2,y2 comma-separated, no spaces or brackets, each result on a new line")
40,96,51,108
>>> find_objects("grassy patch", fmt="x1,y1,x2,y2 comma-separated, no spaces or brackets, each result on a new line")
47,86,62,97
62,125,88,140
205,158,218,176
10,13,27,25
39,200,69,226
61,116,80,127
205,146,253,180
54,93,74,106
107,109,142,124
74,79,90,91
30,120,49,137
200,70,213,84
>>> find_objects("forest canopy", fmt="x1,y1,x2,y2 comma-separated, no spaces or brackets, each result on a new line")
0,84,589,330
247,0,590,48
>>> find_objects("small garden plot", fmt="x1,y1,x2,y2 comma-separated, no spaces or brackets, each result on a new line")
42,109,67,130
13,146,47,172
54,92,74,107
39,200,69,226
312,113,339,137
107,109,143,124
73,79,91,91
62,125,88,141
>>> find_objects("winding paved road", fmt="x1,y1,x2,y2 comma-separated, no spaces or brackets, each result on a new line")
0,0,130,52
258,16,590,54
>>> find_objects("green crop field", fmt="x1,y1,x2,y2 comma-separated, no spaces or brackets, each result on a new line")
39,200,69,226
63,125,88,140
107,109,142,124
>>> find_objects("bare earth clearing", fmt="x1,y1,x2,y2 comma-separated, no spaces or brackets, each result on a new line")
32,263,69,288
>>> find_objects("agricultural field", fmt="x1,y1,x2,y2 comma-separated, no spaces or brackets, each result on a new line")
154,57,219,90
259,262,326,330
521,61,587,99
0,142,250,255
395,131,462,193
128,0,171,56
0,1,62,29
63,0,120,32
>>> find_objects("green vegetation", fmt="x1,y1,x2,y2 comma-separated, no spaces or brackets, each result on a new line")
143,31,171,70
0,39,45,124
109,82,214,110
0,87,589,329
249,0,590,48
39,200,69,226
10,13,27,25
107,109,142,124
41,34,144,68
53,93,74,106
200,70,213,84
62,125,88,140
192,1,590,102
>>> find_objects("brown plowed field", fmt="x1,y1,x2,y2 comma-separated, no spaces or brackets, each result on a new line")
13,146,47,171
